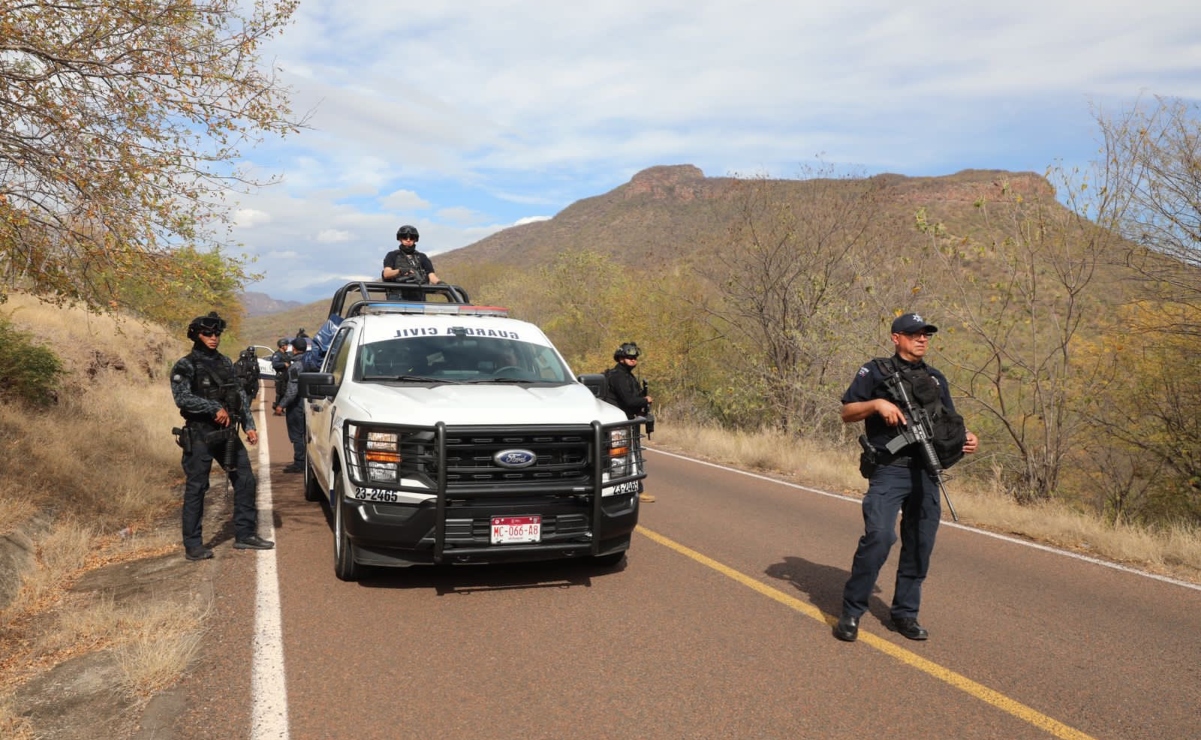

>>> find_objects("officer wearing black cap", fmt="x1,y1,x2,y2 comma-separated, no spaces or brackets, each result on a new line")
170,312,274,560
832,312,977,642
272,336,308,473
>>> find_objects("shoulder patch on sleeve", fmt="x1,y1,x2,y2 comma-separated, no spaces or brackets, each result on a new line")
857,365,870,377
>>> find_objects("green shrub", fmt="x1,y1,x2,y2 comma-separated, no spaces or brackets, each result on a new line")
0,317,64,406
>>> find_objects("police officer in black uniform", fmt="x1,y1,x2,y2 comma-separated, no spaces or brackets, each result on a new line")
171,312,275,561
273,336,307,473
606,342,653,419
382,225,441,299
269,337,290,405
606,342,656,503
833,313,977,642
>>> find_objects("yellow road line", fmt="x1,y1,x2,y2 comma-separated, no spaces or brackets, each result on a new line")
637,525,1096,740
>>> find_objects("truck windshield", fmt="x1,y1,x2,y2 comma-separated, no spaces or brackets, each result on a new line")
357,335,573,383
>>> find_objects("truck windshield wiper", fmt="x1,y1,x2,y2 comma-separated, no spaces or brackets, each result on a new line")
464,376,535,384
363,374,465,384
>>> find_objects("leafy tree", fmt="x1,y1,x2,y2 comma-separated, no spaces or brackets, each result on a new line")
1075,303,1201,524
0,0,300,312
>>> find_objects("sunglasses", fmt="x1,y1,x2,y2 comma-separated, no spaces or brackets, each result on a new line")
198,329,222,337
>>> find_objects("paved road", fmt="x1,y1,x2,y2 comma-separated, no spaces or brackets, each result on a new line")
170,398,1201,739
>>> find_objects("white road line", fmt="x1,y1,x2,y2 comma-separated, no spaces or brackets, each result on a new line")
251,401,290,739
647,447,1201,593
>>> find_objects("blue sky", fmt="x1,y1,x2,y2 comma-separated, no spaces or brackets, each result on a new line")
233,0,1201,303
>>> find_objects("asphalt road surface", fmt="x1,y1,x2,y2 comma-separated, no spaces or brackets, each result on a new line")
168,397,1201,739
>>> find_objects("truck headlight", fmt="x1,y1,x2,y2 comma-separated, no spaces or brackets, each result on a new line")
607,427,635,478
348,425,401,483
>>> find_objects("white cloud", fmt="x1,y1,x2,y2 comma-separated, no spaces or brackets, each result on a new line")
234,208,272,228
515,216,552,226
316,229,352,243
381,189,431,211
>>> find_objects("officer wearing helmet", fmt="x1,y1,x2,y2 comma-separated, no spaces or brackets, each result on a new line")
382,225,440,287
606,342,655,503
170,312,274,560
607,342,654,419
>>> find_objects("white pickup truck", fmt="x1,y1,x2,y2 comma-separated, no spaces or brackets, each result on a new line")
299,282,648,581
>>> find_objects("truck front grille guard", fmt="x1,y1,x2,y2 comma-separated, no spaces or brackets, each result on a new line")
341,419,647,562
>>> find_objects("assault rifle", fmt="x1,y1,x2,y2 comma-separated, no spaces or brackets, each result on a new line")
640,379,655,440
208,380,247,481
881,372,959,522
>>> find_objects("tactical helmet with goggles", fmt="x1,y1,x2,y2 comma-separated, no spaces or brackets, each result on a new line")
277,337,289,349
396,224,420,242
614,342,641,362
186,312,227,341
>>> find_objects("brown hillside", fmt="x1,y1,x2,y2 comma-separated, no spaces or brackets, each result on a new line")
241,166,1065,346
434,165,1056,280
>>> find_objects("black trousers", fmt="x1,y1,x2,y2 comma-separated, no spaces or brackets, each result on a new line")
285,403,305,465
841,463,941,620
181,434,258,549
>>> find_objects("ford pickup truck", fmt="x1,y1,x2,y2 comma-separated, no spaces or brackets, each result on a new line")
299,282,648,581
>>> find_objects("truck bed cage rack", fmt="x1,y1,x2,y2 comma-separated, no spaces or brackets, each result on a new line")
327,281,472,319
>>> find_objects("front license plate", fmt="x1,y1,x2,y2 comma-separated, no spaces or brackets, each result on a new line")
491,515,541,544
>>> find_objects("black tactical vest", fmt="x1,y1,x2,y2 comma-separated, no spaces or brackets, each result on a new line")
180,349,240,425
873,356,967,468
391,250,428,284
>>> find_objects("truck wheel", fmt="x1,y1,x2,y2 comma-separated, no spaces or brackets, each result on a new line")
333,474,359,581
592,552,626,568
303,462,323,502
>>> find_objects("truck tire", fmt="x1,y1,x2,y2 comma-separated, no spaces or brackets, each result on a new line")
333,474,359,581
303,462,323,502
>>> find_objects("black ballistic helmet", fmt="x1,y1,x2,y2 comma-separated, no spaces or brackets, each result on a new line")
614,342,641,361
396,224,420,242
186,311,226,341
277,337,289,348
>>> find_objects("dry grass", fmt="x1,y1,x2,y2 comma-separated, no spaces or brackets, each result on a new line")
40,593,209,699
5,521,96,619
653,422,865,495
0,696,36,740
0,294,184,536
0,294,205,716
112,601,208,698
651,420,1201,584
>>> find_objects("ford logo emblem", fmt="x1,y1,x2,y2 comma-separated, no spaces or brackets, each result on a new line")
494,449,537,468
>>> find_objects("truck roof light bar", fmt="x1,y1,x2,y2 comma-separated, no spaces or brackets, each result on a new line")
357,303,510,318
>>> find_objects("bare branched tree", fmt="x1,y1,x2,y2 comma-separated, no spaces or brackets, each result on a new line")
705,168,893,435
919,170,1125,503
1095,96,1201,336
0,0,302,312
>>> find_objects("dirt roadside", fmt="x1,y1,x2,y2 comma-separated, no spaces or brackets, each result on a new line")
1,485,233,739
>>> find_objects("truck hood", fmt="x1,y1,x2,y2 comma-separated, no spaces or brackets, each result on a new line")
336,382,629,426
